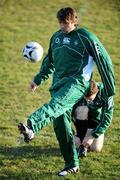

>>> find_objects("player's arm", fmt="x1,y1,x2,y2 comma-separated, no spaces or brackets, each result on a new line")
91,96,114,138
89,34,115,98
31,37,54,90
81,29,115,98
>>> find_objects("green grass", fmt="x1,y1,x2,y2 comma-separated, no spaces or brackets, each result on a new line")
0,0,120,179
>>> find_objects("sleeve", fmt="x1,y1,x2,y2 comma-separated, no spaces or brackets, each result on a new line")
87,31,115,98
33,37,54,86
91,96,114,138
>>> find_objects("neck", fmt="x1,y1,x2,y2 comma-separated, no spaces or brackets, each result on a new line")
65,26,76,34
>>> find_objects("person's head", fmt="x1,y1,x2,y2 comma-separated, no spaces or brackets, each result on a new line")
85,80,99,101
56,7,78,33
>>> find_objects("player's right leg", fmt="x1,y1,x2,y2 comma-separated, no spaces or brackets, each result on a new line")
18,78,89,144
74,106,89,142
73,105,89,157
18,122,34,143
83,128,104,152
90,132,104,152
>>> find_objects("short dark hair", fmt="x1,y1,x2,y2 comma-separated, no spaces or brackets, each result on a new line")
57,7,77,24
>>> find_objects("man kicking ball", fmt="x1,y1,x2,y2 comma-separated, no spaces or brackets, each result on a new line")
18,7,115,176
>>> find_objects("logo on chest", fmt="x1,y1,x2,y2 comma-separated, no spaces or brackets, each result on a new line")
63,37,71,45
74,40,78,46
55,37,60,44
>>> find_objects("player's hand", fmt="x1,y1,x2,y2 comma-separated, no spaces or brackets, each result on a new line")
82,135,94,148
30,81,38,91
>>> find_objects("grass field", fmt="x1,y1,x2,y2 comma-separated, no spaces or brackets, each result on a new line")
0,0,120,179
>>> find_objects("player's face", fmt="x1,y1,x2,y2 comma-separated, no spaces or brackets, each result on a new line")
85,82,99,101
59,20,76,33
86,93,97,101
90,81,99,95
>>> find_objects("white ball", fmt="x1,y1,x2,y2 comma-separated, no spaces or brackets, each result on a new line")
23,42,43,63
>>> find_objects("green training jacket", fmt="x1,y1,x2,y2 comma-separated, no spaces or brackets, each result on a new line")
34,27,115,97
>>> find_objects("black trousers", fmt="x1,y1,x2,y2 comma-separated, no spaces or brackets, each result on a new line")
74,118,98,142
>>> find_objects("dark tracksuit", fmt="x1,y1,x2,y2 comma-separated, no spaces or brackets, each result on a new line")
27,27,115,168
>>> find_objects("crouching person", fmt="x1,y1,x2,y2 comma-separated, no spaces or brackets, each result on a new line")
73,80,114,157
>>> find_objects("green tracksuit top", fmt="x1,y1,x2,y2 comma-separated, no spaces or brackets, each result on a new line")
34,27,115,98
76,83,114,138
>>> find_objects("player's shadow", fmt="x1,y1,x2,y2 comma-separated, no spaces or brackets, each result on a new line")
0,146,61,177
0,127,8,130
0,145,61,159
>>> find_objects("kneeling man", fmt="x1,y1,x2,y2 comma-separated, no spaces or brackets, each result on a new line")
73,81,114,157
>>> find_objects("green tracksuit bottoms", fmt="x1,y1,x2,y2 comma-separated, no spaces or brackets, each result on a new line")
27,78,89,168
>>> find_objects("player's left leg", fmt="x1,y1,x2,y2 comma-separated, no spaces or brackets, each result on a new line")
53,110,79,176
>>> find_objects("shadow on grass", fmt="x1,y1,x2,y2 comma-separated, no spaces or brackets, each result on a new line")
0,146,62,178
0,127,9,130
0,145,61,159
